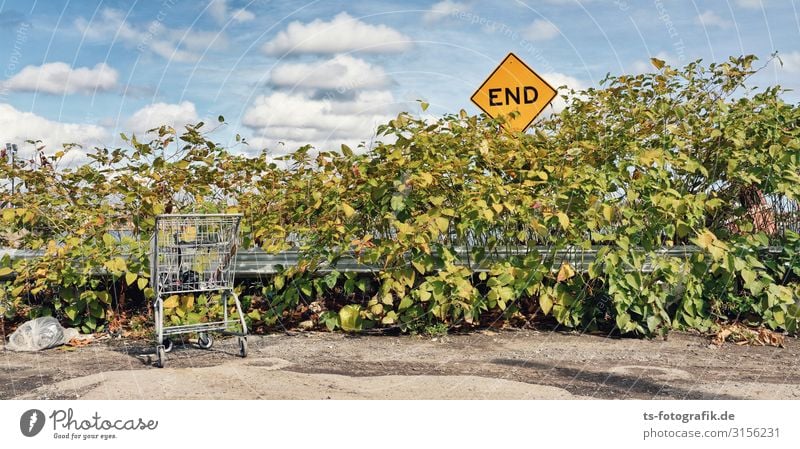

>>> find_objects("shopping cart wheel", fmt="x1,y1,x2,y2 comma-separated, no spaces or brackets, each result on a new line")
238,337,247,358
198,333,213,349
163,338,174,353
156,345,166,368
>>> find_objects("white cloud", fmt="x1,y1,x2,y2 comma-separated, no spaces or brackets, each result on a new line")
269,55,391,90
242,90,401,154
2,62,118,95
208,0,228,24
232,9,255,23
125,101,200,136
262,12,412,55
777,51,800,73
76,8,227,63
540,72,585,114
522,19,560,42
423,1,467,23
0,103,108,164
208,0,254,24
696,10,731,28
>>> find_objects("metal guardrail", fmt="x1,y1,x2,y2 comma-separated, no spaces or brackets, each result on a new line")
1,246,704,280
232,246,705,277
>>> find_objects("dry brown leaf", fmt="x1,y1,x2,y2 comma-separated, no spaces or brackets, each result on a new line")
712,328,732,346
712,323,784,348
67,338,91,347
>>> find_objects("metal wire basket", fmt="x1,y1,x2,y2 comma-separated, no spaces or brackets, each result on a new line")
151,214,247,367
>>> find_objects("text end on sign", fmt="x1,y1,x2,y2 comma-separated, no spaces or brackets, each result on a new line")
470,53,557,132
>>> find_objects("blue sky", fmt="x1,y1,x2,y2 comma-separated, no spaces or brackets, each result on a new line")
1,0,799,163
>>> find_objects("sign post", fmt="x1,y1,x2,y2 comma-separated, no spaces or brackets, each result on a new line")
470,52,557,132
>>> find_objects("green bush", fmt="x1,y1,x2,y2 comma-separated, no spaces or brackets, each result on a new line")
1,55,799,336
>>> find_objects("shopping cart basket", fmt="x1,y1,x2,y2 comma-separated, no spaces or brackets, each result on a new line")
151,214,247,368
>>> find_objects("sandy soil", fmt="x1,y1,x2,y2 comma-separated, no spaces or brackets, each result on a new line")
2,330,799,400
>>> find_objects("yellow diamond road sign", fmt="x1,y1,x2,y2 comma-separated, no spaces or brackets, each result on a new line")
471,52,557,132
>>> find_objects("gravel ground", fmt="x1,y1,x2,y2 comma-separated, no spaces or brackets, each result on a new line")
2,330,799,400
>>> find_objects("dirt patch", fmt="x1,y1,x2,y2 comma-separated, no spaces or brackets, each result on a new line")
2,330,799,399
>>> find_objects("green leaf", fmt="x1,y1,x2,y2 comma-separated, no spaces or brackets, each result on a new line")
341,144,354,157
676,222,691,238
320,311,340,331
65,305,78,321
274,275,285,290
391,194,405,212
398,296,414,310
339,305,363,332
102,233,116,246
382,310,398,324
324,271,339,289
741,269,757,285
616,313,631,332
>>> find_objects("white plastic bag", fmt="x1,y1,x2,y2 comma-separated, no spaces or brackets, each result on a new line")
4,316,78,352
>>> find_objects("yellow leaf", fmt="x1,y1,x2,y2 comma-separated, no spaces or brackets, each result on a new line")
370,303,384,315
342,203,356,218
602,205,614,222
530,219,547,236
434,217,449,233
694,229,716,249
102,233,116,246
137,277,148,290
651,57,665,70
693,229,727,260
556,263,576,283
0,267,13,277
182,226,197,242
125,272,137,286
539,291,553,315
182,295,195,309
638,149,662,165
429,196,446,207
419,172,434,187
396,222,413,235
163,295,179,309
556,212,570,230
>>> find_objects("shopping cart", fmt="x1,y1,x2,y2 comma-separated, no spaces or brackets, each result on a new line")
151,214,247,368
